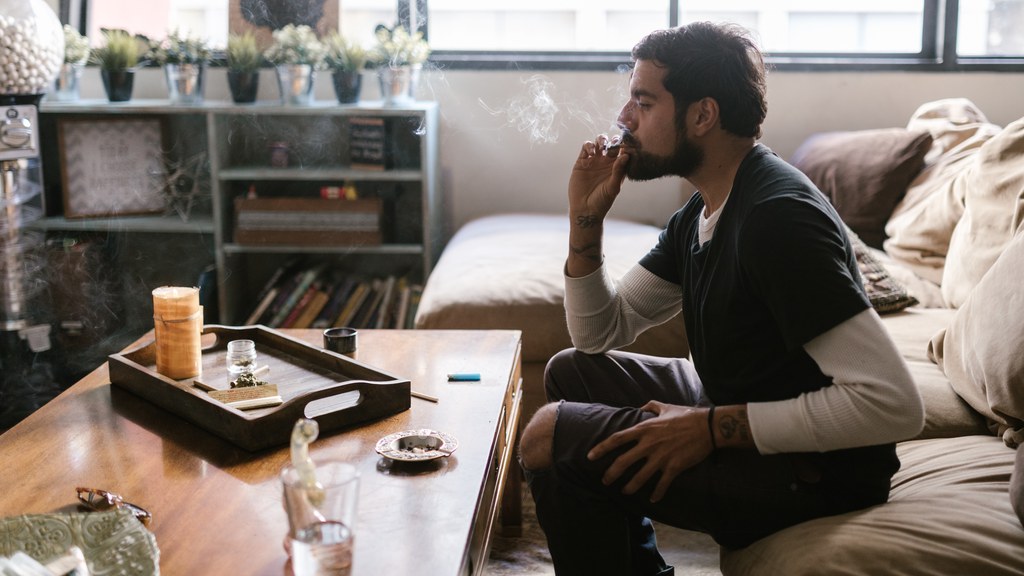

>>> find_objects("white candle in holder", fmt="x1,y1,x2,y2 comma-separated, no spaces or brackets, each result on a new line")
152,286,203,380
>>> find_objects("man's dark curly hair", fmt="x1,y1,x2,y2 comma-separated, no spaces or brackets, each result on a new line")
632,22,767,139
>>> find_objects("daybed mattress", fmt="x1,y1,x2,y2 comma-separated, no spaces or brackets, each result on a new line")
415,213,688,363
720,435,1024,575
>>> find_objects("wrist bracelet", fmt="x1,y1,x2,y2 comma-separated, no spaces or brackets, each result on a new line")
707,405,717,451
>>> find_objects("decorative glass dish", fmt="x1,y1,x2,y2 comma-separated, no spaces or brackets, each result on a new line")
375,429,458,462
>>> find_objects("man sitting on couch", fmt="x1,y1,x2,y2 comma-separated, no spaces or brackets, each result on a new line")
518,21,926,575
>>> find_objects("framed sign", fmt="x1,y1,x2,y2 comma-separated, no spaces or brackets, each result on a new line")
58,117,168,218
349,117,387,170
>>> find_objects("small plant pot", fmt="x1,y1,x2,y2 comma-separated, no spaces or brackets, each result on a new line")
331,70,362,104
101,69,134,102
377,64,419,106
53,63,83,101
165,63,205,104
228,70,260,104
276,64,315,106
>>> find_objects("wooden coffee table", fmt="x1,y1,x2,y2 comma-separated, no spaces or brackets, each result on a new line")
0,329,522,576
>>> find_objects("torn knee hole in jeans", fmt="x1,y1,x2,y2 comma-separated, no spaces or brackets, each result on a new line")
517,443,553,474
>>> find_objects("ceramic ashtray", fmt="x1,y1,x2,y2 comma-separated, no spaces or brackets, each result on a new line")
375,429,458,462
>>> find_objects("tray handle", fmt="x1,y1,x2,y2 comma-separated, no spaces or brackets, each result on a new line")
289,378,411,431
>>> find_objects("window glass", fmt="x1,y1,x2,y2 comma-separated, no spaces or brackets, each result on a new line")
678,0,925,54
958,0,1024,56
84,0,396,50
337,0,399,47
425,0,670,52
81,1,1024,63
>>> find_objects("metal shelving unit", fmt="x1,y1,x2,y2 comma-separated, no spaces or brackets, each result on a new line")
40,99,442,325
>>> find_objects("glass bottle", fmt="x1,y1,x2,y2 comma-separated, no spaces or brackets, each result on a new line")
226,339,257,377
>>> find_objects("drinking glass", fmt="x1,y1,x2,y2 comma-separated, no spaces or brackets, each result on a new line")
282,460,359,575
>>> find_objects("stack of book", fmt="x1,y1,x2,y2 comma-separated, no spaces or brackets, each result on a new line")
234,197,383,246
244,264,423,330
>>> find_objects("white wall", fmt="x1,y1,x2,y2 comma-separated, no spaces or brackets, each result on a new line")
69,67,1024,238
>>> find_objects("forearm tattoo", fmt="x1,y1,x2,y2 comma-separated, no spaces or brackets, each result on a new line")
718,409,751,444
571,214,603,263
570,242,602,263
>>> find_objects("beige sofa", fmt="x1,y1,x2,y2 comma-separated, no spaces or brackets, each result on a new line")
415,98,1024,574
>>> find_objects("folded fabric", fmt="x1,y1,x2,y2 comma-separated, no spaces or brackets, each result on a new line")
929,226,1024,445
940,116,1024,308
884,98,1003,285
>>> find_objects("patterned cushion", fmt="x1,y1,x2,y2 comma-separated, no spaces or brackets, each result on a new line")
848,226,919,314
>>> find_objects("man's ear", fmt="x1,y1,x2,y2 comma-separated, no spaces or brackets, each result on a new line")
690,97,720,136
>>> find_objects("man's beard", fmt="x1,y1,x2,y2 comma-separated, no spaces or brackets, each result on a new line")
622,128,703,181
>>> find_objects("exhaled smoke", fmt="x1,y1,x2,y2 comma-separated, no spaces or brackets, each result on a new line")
480,71,631,146
480,75,563,146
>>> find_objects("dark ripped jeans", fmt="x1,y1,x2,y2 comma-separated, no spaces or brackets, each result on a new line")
522,349,897,576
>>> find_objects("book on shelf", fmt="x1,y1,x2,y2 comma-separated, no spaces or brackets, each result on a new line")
404,284,423,329
246,287,280,326
268,266,322,327
289,283,331,329
312,278,356,329
351,278,386,329
242,268,422,330
255,271,303,325
245,258,299,325
393,279,412,330
335,281,371,327
372,275,397,329
280,283,318,328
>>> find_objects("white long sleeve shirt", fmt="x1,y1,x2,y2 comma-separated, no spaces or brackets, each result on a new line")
565,262,925,454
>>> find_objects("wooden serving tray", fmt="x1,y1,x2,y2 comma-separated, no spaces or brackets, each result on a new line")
107,324,410,451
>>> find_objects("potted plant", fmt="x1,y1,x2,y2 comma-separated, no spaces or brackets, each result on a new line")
263,24,327,106
148,30,212,104
226,31,263,104
323,32,367,104
54,24,89,101
90,28,147,102
368,24,430,105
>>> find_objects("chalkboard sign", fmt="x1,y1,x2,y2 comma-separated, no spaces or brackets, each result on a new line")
349,117,386,170
58,117,167,218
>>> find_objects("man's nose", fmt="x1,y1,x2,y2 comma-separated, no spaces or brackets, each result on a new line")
617,101,635,130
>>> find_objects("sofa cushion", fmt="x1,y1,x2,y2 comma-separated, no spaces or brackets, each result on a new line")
1013,446,1024,527
884,98,1003,285
414,213,688,363
791,128,932,249
940,116,1024,308
878,308,988,439
720,436,1024,576
929,226,1024,445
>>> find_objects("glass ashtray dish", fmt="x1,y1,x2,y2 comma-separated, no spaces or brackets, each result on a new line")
375,429,458,462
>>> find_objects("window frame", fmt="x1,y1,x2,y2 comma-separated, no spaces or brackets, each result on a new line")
421,0,1024,72
65,0,1024,72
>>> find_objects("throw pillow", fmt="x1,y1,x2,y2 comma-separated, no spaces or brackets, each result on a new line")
928,226,1024,446
884,99,1002,286
940,116,1024,308
792,128,933,249
847,226,918,314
